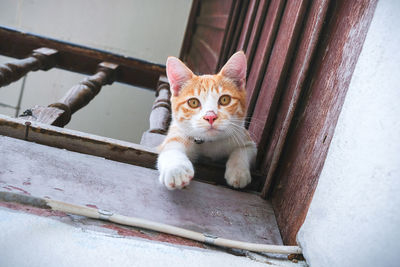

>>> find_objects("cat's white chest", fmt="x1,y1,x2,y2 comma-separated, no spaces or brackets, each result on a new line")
187,137,236,161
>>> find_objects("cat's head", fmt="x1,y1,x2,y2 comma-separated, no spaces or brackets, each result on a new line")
166,51,247,141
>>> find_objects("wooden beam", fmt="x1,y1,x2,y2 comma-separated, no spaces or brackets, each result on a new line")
0,26,165,90
18,62,119,127
0,47,58,87
270,0,378,244
50,62,119,127
179,0,201,61
261,0,330,197
148,76,171,134
244,0,271,71
245,0,285,118
236,0,259,52
0,114,157,169
0,115,263,191
217,0,243,69
248,0,309,146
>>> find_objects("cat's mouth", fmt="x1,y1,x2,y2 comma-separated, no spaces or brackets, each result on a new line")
204,126,221,135
206,125,219,131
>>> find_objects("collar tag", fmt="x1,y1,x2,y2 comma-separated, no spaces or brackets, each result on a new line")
194,138,204,144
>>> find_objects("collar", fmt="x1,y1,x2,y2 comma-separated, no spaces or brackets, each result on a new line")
187,136,205,144
193,138,204,144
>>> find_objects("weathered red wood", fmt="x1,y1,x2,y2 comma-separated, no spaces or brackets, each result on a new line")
0,47,58,87
217,0,243,69
180,0,200,61
260,0,330,197
244,0,270,69
270,0,378,244
245,0,286,113
191,34,219,72
199,0,233,16
196,15,229,30
226,1,249,64
187,25,225,73
0,26,164,90
180,0,235,74
236,0,259,51
248,0,309,146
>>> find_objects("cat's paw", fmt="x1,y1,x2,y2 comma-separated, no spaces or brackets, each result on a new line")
159,159,194,190
224,165,251,189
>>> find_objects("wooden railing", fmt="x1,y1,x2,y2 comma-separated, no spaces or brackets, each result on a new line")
0,26,166,128
0,26,263,191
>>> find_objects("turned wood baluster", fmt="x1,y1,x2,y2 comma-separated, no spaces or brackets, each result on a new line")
148,76,171,134
49,62,119,127
0,48,58,87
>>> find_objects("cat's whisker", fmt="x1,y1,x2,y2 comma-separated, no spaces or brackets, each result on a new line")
230,129,242,148
227,124,247,148
228,122,257,147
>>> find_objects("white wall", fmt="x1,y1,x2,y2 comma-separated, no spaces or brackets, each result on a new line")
297,1,400,266
0,0,192,143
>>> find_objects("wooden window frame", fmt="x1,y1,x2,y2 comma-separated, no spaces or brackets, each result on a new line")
260,0,378,244
0,0,378,245
180,0,378,244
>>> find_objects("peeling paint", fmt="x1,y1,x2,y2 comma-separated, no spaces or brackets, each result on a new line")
101,224,204,248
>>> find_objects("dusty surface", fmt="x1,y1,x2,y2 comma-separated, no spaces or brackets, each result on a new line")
0,135,282,245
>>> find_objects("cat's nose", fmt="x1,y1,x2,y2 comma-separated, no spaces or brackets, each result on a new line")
203,111,218,125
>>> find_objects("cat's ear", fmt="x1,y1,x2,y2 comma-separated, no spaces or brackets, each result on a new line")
166,57,194,96
219,51,247,89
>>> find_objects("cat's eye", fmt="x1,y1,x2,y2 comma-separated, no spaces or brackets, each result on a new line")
218,95,231,106
187,98,200,108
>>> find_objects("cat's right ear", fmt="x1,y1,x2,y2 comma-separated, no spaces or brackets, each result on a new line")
166,57,194,96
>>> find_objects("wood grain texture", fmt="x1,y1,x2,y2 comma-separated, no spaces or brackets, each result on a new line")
0,26,164,90
244,0,271,70
196,15,229,30
236,0,259,51
226,1,249,62
245,0,286,115
248,0,309,146
261,0,330,197
270,0,378,244
148,76,171,134
181,0,235,74
0,47,58,87
19,105,65,125
0,114,158,169
0,115,263,191
0,135,283,245
217,0,244,69
180,0,201,61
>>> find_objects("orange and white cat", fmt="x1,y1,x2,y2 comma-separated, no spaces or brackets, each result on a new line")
157,51,256,190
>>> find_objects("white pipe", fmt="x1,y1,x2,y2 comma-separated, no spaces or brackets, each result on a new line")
0,191,302,255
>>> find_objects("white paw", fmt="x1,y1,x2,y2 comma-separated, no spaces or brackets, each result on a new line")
159,159,194,190
224,165,251,189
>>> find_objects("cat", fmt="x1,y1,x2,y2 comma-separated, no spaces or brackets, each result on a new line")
157,51,256,190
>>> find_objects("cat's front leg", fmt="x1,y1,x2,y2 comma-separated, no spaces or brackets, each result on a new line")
224,144,257,189
157,142,194,190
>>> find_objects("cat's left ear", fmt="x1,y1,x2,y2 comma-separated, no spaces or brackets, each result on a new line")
166,57,194,96
219,51,247,89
